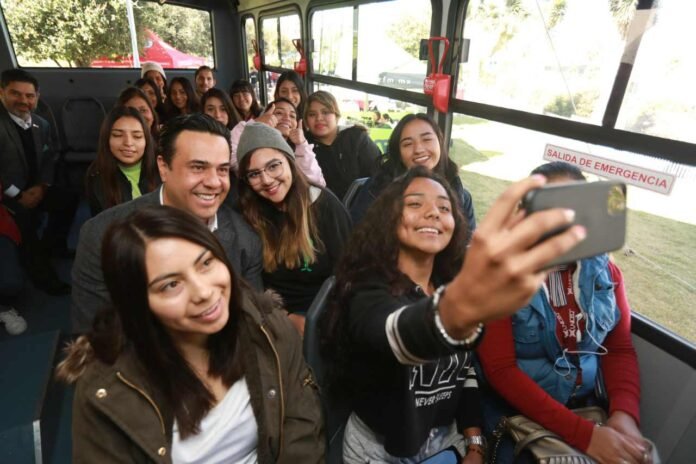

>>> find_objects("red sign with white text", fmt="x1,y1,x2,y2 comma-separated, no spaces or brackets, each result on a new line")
543,144,675,195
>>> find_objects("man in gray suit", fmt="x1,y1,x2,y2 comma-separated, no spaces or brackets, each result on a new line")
71,114,263,333
0,69,76,294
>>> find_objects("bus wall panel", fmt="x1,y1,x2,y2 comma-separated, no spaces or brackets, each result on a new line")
632,335,696,463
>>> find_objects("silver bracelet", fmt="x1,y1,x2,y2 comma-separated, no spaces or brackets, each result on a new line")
432,285,484,347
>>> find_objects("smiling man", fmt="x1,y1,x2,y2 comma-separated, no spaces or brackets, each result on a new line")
71,114,263,333
194,65,216,98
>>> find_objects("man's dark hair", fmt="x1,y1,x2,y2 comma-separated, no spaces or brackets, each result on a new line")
194,65,214,79
1,68,39,91
531,161,586,182
158,113,231,165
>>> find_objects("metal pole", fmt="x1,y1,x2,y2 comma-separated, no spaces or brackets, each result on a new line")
125,0,140,67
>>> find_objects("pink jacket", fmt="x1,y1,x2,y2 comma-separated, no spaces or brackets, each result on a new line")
230,121,326,187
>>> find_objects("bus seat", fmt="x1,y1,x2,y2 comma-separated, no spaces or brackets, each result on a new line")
60,97,106,163
303,276,347,464
35,99,62,155
304,275,335,385
342,177,368,210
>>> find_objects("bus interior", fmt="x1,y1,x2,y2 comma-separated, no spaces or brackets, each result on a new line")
0,0,694,462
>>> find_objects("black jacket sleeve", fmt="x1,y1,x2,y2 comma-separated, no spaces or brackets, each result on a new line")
355,130,382,178
348,283,465,365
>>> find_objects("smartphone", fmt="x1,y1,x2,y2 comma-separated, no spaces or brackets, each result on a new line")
522,180,627,268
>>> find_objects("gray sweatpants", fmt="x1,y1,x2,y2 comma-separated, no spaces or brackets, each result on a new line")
342,412,467,464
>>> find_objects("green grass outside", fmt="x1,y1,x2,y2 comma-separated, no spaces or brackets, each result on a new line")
458,170,696,344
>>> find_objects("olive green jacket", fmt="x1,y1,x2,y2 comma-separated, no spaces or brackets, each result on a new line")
59,290,325,463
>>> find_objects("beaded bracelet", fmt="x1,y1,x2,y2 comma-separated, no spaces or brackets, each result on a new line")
432,285,484,348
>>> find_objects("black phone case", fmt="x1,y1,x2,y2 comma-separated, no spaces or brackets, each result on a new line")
522,180,627,268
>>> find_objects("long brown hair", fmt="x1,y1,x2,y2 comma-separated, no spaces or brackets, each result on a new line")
94,206,246,438
87,106,158,209
238,152,323,272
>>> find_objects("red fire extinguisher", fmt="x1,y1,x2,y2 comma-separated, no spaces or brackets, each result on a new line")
293,39,307,76
423,36,451,113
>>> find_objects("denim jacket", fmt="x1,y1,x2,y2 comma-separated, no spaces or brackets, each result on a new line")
512,254,620,404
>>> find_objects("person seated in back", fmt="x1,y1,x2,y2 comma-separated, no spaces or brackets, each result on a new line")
477,161,653,464
230,80,263,121
59,206,325,462
164,77,199,121
140,61,167,99
236,122,350,335
304,90,382,199
274,71,307,118
201,88,242,131
71,114,263,333
231,98,325,187
350,113,476,232
0,68,77,295
195,65,216,98
322,166,587,463
134,77,167,123
85,106,160,216
116,86,160,143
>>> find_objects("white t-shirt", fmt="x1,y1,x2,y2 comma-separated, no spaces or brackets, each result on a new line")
172,377,258,464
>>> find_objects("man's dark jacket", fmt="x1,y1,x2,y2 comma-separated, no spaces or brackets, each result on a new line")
71,189,264,333
0,104,55,192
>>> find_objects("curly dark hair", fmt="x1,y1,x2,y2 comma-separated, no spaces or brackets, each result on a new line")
321,166,469,398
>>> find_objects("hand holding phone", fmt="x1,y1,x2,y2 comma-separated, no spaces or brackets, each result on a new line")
522,180,627,268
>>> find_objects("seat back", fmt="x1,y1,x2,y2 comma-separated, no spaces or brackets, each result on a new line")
302,276,348,464
61,97,106,152
342,177,368,210
303,276,336,385
35,99,62,153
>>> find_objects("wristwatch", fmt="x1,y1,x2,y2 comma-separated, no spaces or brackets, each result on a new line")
463,435,487,449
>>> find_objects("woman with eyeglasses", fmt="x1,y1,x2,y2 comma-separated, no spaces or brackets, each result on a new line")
236,122,351,335
305,90,382,199
478,162,652,464
230,98,325,187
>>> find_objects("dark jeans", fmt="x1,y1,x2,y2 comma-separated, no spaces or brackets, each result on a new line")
481,388,535,464
0,235,25,306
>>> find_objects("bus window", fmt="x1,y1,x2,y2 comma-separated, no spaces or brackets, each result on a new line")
243,16,261,101
450,112,696,344
616,1,696,144
313,83,426,152
261,13,301,102
310,0,431,92
357,0,431,91
457,0,637,125
0,0,213,69
311,7,353,79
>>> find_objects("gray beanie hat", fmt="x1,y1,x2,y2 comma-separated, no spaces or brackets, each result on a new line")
237,122,295,167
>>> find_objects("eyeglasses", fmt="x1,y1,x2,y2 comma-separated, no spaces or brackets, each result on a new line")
244,160,284,185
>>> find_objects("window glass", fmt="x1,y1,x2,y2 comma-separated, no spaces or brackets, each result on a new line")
261,14,301,69
0,0,213,68
450,112,696,343
313,83,426,152
357,0,431,91
458,0,636,123
243,17,261,101
311,7,353,79
616,1,696,144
